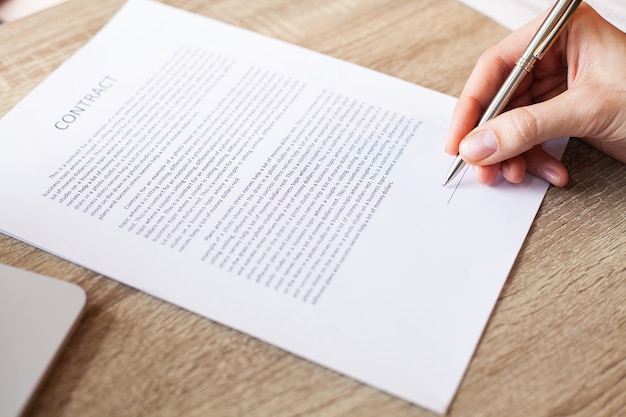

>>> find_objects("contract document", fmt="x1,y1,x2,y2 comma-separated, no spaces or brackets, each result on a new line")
457,0,626,31
0,0,566,413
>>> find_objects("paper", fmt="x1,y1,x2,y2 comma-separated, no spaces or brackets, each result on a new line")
0,0,564,413
457,0,626,31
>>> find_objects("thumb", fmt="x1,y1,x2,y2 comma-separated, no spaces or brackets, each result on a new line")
458,91,580,165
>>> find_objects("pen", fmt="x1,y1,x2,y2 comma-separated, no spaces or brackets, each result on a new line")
442,0,582,186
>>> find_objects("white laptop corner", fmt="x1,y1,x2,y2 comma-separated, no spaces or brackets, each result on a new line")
0,263,86,417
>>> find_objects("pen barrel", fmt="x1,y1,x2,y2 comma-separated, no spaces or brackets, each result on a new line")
478,64,529,126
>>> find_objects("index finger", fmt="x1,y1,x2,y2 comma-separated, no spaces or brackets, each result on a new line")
445,13,551,154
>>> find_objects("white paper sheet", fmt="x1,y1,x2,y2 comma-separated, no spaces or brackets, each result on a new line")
0,0,565,413
457,0,626,31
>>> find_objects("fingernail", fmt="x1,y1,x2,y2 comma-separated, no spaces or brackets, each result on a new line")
459,129,498,161
539,166,561,185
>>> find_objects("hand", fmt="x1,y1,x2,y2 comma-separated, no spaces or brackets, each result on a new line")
445,3,626,187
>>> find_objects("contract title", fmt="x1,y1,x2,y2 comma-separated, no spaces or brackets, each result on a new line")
54,75,117,130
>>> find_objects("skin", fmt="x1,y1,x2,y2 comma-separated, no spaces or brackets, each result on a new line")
445,2,626,187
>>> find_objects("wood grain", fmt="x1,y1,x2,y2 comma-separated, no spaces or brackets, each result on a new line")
0,1,624,416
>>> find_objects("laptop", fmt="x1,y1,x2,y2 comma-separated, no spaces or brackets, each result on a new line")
0,263,86,417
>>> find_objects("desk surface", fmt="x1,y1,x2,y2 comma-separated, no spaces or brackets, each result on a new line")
1,1,624,416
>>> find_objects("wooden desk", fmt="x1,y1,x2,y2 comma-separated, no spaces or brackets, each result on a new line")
1,1,624,416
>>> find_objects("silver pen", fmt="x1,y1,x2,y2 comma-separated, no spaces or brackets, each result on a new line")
442,0,582,186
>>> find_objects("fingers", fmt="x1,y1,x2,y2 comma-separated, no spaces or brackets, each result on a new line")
474,156,525,185
449,92,572,187
445,14,554,155
524,145,569,187
501,155,527,184
445,53,516,155
473,146,568,187
459,90,582,166
445,95,483,155
474,164,501,185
